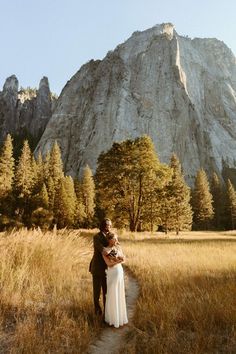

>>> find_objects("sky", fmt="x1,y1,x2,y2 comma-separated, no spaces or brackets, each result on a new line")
1,0,236,95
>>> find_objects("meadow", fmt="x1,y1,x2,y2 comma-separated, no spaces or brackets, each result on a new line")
0,228,98,353
119,231,236,354
0,229,235,353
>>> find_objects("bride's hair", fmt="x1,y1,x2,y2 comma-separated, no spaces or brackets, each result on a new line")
107,232,120,245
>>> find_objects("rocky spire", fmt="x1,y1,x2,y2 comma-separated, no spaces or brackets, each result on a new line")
2,75,19,105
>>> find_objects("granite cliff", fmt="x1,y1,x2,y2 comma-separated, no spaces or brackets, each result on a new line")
0,75,56,150
35,23,236,184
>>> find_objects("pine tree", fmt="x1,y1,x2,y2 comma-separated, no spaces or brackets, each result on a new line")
36,151,44,188
192,169,214,229
14,140,34,222
159,154,192,235
46,176,55,210
226,179,236,229
0,134,15,200
37,183,49,209
43,150,51,183
30,183,52,228
81,165,95,227
0,134,15,227
210,172,223,229
49,141,64,187
54,177,75,228
31,155,39,193
74,179,86,227
63,176,77,226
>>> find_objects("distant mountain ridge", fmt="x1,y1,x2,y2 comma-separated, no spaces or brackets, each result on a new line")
0,75,56,153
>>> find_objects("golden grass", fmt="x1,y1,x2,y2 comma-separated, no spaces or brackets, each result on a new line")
118,231,236,354
0,229,235,353
0,228,99,353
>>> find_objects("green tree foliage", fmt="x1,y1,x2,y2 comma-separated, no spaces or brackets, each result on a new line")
192,169,214,229
43,150,51,183
0,134,15,228
54,177,76,228
0,134,14,200
36,183,49,210
96,136,170,231
158,154,192,234
81,165,95,227
46,176,55,210
35,151,44,188
210,173,224,229
14,140,35,222
49,141,64,187
63,176,77,225
226,179,236,229
74,179,86,227
31,207,53,230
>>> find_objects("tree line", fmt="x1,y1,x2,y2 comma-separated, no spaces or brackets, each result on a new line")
0,134,235,232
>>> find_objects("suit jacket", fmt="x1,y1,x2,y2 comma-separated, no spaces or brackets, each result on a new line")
89,231,109,275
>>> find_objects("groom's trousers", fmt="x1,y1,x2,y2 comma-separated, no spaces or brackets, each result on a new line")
92,274,107,315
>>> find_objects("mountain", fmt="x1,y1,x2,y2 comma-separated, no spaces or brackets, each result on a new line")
0,75,56,154
35,23,236,185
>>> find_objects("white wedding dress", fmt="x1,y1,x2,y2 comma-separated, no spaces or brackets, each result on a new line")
105,248,128,328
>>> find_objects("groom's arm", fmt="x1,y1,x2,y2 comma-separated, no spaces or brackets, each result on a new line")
93,235,109,256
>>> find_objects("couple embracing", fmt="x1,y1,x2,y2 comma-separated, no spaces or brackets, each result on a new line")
89,218,128,328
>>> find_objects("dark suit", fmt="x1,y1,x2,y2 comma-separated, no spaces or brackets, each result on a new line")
89,231,109,315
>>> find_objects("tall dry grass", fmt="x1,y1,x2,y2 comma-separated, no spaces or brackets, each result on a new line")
0,228,98,353
119,231,236,354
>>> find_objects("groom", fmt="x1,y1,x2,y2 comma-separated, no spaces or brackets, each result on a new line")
89,218,112,316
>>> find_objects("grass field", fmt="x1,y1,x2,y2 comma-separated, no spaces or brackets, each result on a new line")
0,228,98,353
0,229,235,353
119,231,236,354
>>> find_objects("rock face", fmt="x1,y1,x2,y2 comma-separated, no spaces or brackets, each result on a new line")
35,23,236,184
0,75,55,146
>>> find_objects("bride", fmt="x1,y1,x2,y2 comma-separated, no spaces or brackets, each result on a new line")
103,233,128,328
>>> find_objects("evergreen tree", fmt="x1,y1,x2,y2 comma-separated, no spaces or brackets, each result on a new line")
31,155,39,193
0,134,14,201
37,183,49,209
0,134,15,227
30,183,52,229
210,172,223,229
14,140,34,222
226,179,236,229
49,141,64,187
46,176,55,210
159,154,192,234
81,165,95,227
63,176,77,226
35,151,44,188
74,179,86,227
43,150,51,183
54,177,75,228
192,169,214,229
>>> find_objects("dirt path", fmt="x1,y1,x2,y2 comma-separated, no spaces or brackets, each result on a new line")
87,268,139,354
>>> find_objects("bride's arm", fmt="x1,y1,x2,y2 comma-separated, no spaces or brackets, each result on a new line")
117,246,125,262
102,254,122,267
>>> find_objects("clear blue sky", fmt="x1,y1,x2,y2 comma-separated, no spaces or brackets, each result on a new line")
1,0,236,95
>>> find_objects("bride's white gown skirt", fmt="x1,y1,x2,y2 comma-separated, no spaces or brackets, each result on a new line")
105,264,128,328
